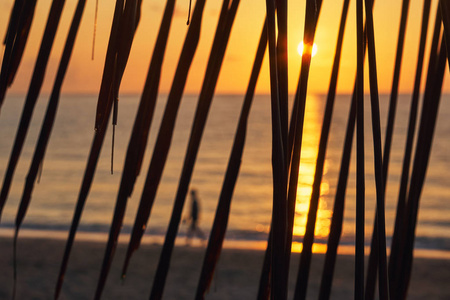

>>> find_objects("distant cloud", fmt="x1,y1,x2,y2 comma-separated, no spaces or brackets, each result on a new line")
147,3,162,11
209,9,219,17
225,54,240,63
0,0,11,8
145,2,186,19
174,7,187,18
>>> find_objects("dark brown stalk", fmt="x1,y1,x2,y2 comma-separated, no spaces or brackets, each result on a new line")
55,1,140,299
187,0,192,25
110,0,142,173
387,1,431,297
276,1,290,288
4,0,66,297
311,0,350,299
149,1,240,299
15,0,86,234
257,68,301,299
256,85,304,300
7,1,36,86
0,0,66,219
402,43,446,300
385,6,442,300
93,0,141,133
125,0,230,281
3,0,24,45
364,0,390,298
396,27,446,300
365,0,410,297
0,0,36,109
12,2,86,298
15,0,86,247
275,1,290,295
257,229,272,300
258,77,301,298
319,1,376,294
382,0,410,187
276,0,288,161
92,1,145,299
264,0,287,299
92,0,99,59
355,0,365,298
440,0,450,69
121,0,204,277
6,1,36,87
195,19,267,300
121,0,214,279
93,7,121,132
287,85,300,159
289,2,323,300
319,91,356,300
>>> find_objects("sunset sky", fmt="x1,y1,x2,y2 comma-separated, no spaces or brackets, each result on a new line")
0,0,448,96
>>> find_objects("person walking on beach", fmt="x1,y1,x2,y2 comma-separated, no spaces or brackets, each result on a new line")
186,188,205,244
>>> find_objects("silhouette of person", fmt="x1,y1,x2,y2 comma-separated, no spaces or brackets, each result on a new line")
186,189,205,244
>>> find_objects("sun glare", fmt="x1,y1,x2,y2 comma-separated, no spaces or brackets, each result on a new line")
297,41,318,57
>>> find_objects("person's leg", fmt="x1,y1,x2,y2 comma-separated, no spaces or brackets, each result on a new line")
186,223,194,245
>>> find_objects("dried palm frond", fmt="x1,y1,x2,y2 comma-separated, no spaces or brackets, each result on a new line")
0,0,37,109
0,0,66,219
149,1,240,298
195,19,267,299
122,0,207,277
0,1,448,299
55,1,142,299
388,0,431,298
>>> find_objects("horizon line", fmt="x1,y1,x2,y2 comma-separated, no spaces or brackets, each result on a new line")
5,91,447,98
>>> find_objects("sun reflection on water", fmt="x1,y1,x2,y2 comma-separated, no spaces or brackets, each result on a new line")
291,241,328,254
292,95,333,248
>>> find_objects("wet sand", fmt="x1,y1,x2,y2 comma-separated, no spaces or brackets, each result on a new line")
0,236,449,299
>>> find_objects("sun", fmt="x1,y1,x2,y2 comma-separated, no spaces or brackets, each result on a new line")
297,41,318,57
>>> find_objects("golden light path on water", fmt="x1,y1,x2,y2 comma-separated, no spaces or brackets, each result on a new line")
291,95,333,253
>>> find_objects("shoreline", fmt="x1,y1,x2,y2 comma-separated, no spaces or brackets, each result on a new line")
1,227,450,260
0,236,449,299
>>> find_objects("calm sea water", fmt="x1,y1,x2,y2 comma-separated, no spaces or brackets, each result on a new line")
0,94,449,255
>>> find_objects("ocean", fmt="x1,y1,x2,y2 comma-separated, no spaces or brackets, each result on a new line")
0,94,449,257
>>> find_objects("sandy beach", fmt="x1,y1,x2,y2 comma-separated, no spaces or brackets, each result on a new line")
0,236,448,299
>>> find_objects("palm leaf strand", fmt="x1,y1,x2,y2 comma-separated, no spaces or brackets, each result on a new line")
364,0,390,297
0,0,37,109
440,0,450,70
364,0,410,297
355,0,365,298
91,1,147,298
15,0,86,240
55,1,141,298
388,0,431,297
313,0,350,298
122,0,206,277
396,24,447,300
264,0,288,298
290,1,324,299
0,1,447,299
195,19,267,299
149,1,240,299
0,0,66,219
15,2,87,295
388,7,442,299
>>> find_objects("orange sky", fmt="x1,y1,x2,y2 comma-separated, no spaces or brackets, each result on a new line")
0,0,448,96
